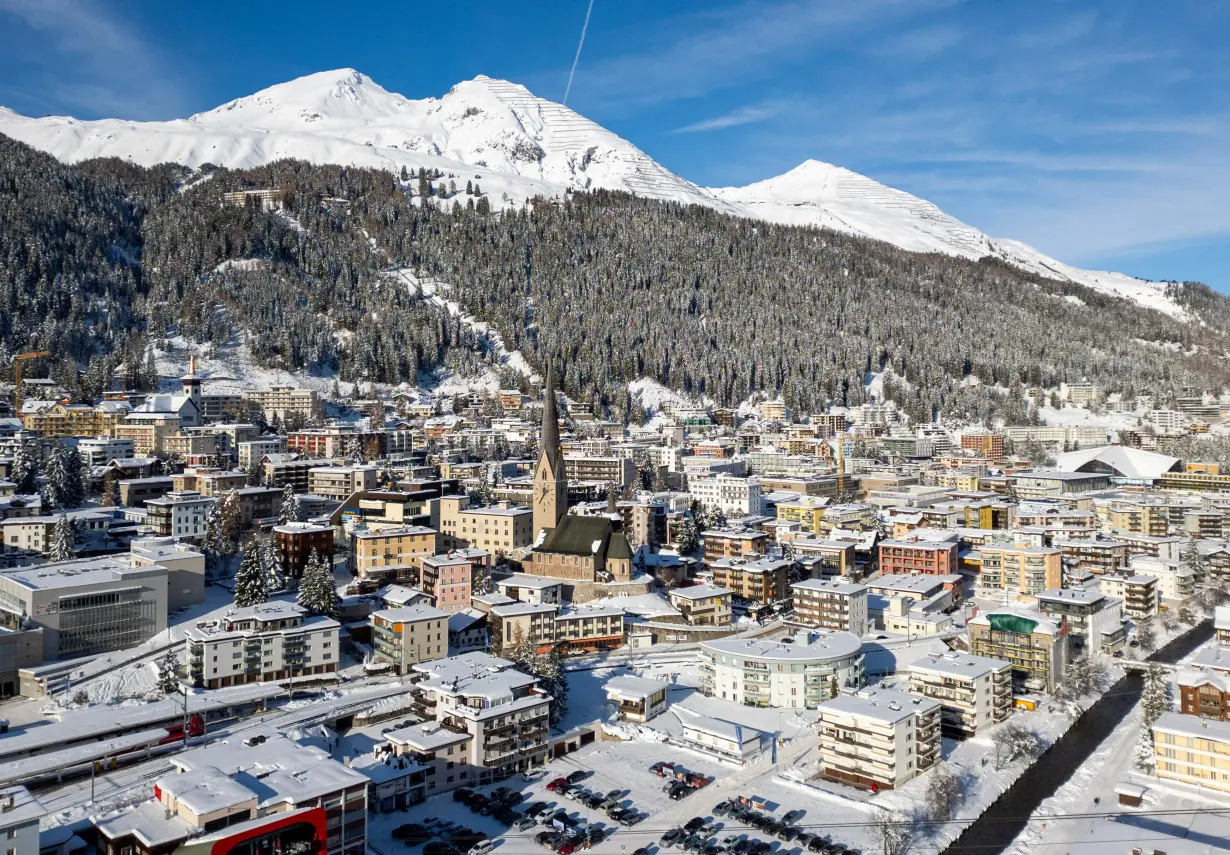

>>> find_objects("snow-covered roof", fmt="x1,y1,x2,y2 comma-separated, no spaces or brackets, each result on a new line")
818,688,939,724
676,710,761,745
603,674,670,701
372,603,447,623
1053,445,1181,480
1215,606,1230,631
790,578,867,596
702,630,862,663
1153,710,1230,742
496,573,563,590
909,652,1009,680
669,584,733,601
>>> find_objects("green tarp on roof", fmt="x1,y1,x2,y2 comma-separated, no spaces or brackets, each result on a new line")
987,613,1039,634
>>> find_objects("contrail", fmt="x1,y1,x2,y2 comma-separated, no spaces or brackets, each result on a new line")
562,0,595,105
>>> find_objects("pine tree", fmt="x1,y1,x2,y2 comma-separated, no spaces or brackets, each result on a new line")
278,484,302,524
1134,662,1170,773
219,491,243,554
45,445,84,509
10,441,38,494
344,434,366,464
676,516,700,555
102,473,120,507
1181,539,1207,584
48,514,76,561
157,651,181,694
233,542,269,607
260,537,287,593
298,549,338,617
202,501,226,572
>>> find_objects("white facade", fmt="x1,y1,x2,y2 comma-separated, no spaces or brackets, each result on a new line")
145,490,215,541
0,786,45,855
185,601,339,688
699,632,864,709
817,689,941,790
78,436,135,467
1130,556,1196,602
790,578,868,634
690,474,763,516
907,653,1012,736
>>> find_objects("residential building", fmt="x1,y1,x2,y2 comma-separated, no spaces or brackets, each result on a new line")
977,544,1064,600
1177,670,1230,721
419,554,472,613
907,652,1013,737
371,604,448,673
790,578,868,634
350,526,437,585
968,609,1068,694
309,465,381,502
495,574,564,606
702,529,769,563
145,490,216,542
1054,537,1130,574
563,455,636,487
866,573,961,608
668,584,733,626
242,386,321,421
237,437,287,470
698,632,864,709
1152,712,1230,793
1036,587,1126,654
710,556,790,605
185,601,339,689
21,401,128,438
113,412,181,456
775,496,830,534
690,474,763,517
78,436,135,466
817,689,941,790
1010,470,1112,499
437,498,534,554
878,539,958,576
0,556,168,661
1097,573,1159,619
273,521,334,578
262,454,331,492
1129,556,1196,603
603,675,669,722
0,786,44,855
447,610,488,655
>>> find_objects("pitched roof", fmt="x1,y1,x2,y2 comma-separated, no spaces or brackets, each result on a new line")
537,514,614,556
539,362,563,475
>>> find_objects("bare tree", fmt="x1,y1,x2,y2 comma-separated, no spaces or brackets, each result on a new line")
1136,619,1157,652
992,721,1043,770
873,810,921,855
924,763,966,822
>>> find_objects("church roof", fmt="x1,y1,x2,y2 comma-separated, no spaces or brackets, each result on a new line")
540,363,563,475
538,515,613,557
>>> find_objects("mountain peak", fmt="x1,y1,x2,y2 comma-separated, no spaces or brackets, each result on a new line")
190,68,405,124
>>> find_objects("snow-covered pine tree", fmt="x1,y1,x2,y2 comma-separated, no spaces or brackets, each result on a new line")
344,435,366,464
297,549,338,617
676,516,699,555
44,445,74,509
48,514,76,561
10,441,38,494
540,648,568,726
233,542,269,608
278,484,301,524
219,490,243,554
1134,663,1171,772
1181,538,1207,584
157,651,181,694
202,501,226,572
260,538,287,593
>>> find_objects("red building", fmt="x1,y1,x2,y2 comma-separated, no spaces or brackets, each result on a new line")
878,540,959,576
274,521,335,577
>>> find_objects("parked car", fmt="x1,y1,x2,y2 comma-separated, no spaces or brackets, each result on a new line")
467,841,494,855
537,832,563,849
618,812,642,827
586,828,606,847
566,771,588,784
806,837,829,853
526,802,551,817
632,848,651,855
547,778,569,793
655,762,677,777
669,785,690,801
661,829,684,848
713,801,732,817
777,826,800,843
684,818,706,833
516,818,539,832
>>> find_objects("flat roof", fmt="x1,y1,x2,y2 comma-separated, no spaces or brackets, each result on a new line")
909,652,1009,679
702,630,862,663
0,556,162,592
1153,710,1230,742
372,604,447,622
669,584,733,601
384,721,472,751
1036,586,1108,606
819,688,940,724
791,578,867,595
497,573,564,590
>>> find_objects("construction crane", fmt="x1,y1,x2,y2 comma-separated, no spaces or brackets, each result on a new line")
12,351,51,413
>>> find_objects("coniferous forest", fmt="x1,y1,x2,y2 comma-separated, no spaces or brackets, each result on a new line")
3,133,1228,422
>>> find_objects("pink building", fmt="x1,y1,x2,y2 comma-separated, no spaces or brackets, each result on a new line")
420,554,473,613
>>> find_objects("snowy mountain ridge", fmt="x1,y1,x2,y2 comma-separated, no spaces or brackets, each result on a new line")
0,68,1181,318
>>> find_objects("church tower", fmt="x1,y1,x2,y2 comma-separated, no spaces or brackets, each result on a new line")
532,363,567,540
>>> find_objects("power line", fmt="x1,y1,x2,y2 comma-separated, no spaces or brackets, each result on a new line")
562,0,595,106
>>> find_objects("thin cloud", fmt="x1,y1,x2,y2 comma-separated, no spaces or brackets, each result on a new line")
674,104,779,134
0,0,190,119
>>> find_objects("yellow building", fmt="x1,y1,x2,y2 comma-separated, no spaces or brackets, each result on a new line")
349,525,437,584
775,497,829,534
1153,712,1230,793
21,402,127,438
113,413,181,456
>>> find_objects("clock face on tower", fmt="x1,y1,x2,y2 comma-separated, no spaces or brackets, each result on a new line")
540,484,550,500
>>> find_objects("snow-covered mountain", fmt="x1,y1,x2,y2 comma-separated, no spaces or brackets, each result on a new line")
0,68,1180,318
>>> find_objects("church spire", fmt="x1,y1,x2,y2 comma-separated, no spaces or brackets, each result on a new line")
541,362,562,472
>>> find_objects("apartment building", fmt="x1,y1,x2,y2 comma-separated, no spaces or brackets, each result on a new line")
0,786,44,855
977,544,1063,600
144,490,216,542
1,509,112,555
495,574,564,606
20,401,127,438
960,432,1005,459
1053,537,1130,573
1036,586,1126,654
435,496,534,553
562,455,636,487
0,556,168,660
1177,670,1230,721
690,474,763,516
775,496,831,535
878,539,959,576
173,468,248,495
668,584,734,626
289,428,384,461
698,632,864,709
419,554,472,613
237,437,287,470
78,436,135,466
402,653,551,787
371,604,448,674
487,602,626,654
703,529,769,563
907,652,1013,737
710,556,791,605
1129,556,1196,603
789,578,868,634
262,455,332,492
817,689,941,790
1152,712,1230,794
185,601,340,688
1097,573,1159,619
113,412,181,456
309,465,381,501
242,386,321,421
788,537,860,579
968,609,1068,694
350,525,437,585
273,521,334,578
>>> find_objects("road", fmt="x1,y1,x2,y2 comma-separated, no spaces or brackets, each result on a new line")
943,618,1216,855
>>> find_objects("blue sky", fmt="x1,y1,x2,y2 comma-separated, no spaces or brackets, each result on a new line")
1,0,1227,289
